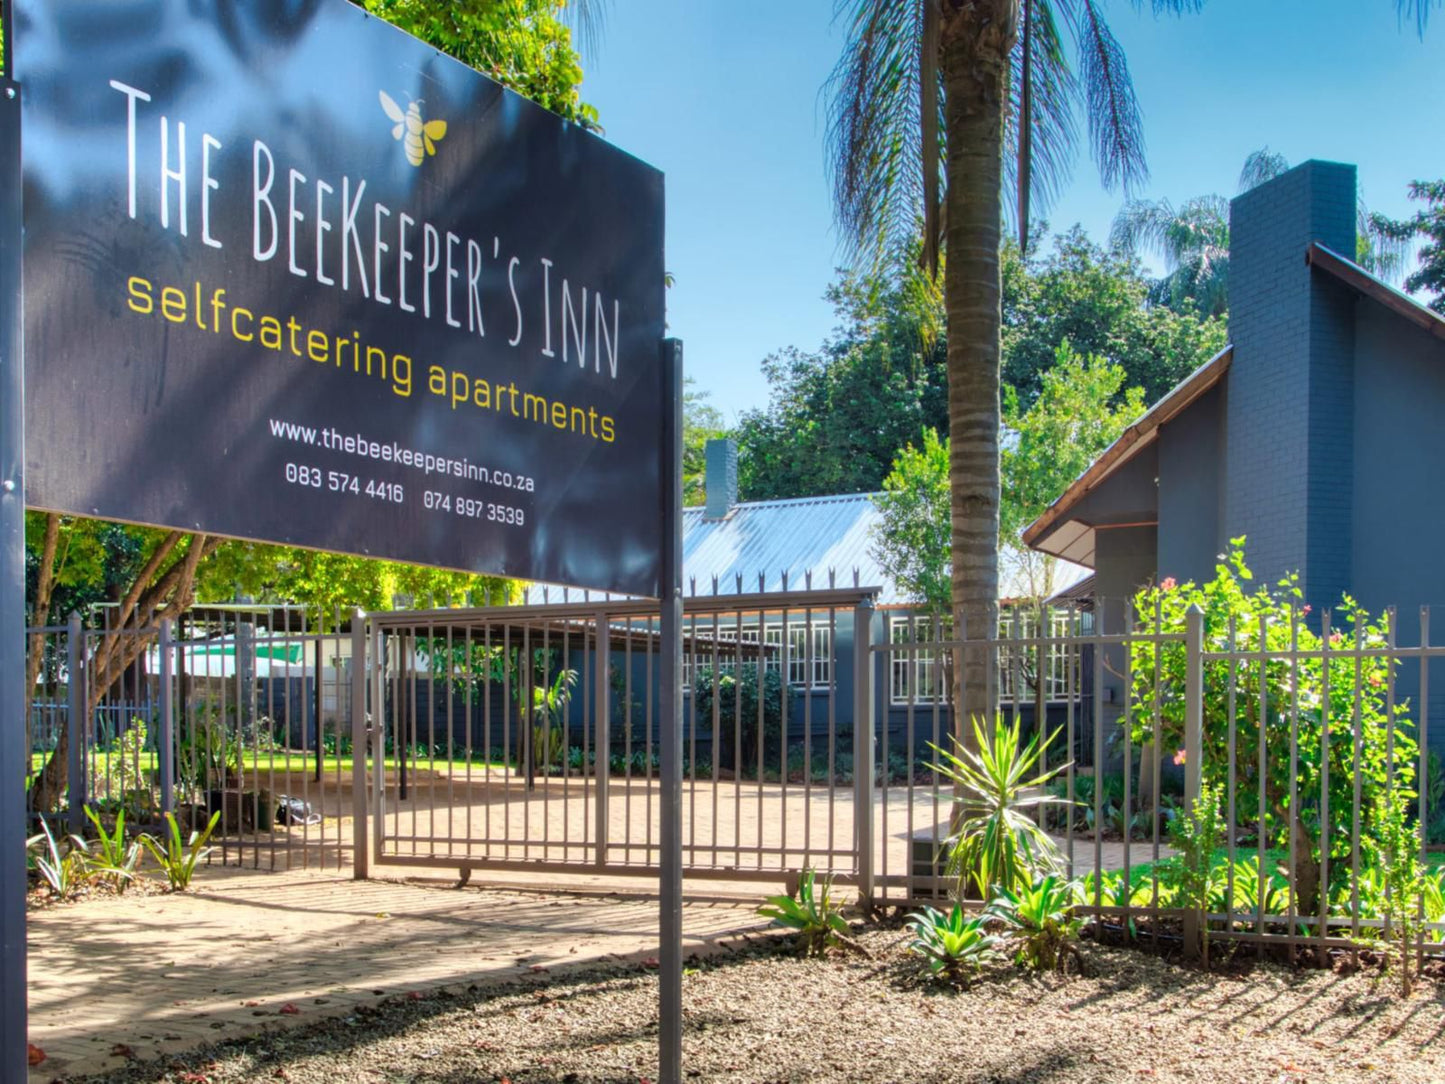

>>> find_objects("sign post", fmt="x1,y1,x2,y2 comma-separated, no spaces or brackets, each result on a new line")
658,338,684,1084
0,72,29,1084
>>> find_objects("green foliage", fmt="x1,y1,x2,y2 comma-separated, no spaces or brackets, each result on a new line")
528,666,577,770
28,819,91,899
985,874,1084,973
1000,343,1146,546
83,806,142,892
905,904,1001,980
140,811,221,891
1001,230,1227,410
757,868,851,957
934,715,1071,900
683,378,725,506
1370,791,1425,995
872,428,951,613
691,664,784,774
1168,781,1225,964
735,244,947,502
1373,179,1445,315
111,720,157,818
1128,543,1415,916
354,0,598,127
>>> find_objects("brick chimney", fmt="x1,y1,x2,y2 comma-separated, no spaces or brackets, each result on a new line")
1225,159,1358,605
704,438,738,520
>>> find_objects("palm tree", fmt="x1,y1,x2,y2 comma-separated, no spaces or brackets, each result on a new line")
1112,148,1411,318
827,1,1435,738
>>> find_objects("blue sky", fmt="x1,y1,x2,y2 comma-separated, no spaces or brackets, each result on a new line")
583,0,1445,422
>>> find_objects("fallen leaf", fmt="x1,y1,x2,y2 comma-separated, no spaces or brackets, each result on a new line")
641,958,659,969
243,1000,261,1007
27,1045,45,1067
111,1043,137,1060
279,1003,301,1015
274,1070,291,1080
408,991,425,1001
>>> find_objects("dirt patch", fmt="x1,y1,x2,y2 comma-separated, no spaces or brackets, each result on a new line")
49,925,1445,1084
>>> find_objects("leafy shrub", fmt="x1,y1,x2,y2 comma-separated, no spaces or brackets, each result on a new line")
905,904,1000,980
140,811,221,891
986,874,1084,973
934,714,1071,899
28,820,91,899
1128,542,1415,917
693,664,783,774
1371,791,1425,996
757,867,851,956
1169,781,1225,965
83,806,141,892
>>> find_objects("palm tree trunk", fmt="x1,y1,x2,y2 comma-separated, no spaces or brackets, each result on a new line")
941,5,1012,747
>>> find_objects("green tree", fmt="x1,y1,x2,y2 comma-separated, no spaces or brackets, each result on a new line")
353,0,599,126
872,427,952,615
736,245,948,501
1002,228,1226,409
1372,179,1445,314
1112,148,1410,317
683,377,725,506
826,0,1431,736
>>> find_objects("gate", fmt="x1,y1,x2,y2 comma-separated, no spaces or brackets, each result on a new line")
366,590,877,886
25,605,358,871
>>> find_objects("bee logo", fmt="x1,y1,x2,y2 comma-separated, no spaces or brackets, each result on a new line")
379,90,447,167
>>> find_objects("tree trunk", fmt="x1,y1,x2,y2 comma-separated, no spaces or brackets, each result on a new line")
27,533,219,813
941,3,1013,749
24,513,61,702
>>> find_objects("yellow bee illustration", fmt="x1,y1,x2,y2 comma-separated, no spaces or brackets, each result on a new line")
379,90,447,167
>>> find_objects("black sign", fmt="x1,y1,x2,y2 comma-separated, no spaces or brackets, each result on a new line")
14,0,666,597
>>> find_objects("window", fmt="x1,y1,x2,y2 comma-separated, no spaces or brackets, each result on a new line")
997,608,1083,702
786,623,832,688
889,615,951,705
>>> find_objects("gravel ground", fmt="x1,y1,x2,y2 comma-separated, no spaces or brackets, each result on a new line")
53,925,1445,1084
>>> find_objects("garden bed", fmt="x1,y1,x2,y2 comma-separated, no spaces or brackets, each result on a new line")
54,923,1445,1084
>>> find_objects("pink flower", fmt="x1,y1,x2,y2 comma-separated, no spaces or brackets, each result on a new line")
1302,604,1313,615
1330,632,1344,646
1370,674,1384,688
1173,749,1186,766
1160,577,1177,592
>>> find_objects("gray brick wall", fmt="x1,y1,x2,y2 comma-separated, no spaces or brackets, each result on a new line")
1225,160,1357,604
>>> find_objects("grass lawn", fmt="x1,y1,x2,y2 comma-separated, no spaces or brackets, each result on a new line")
57,924,1445,1084
28,749,510,780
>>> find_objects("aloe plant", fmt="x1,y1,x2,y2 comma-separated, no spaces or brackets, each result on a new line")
932,714,1072,900
28,819,91,900
757,868,853,957
140,811,221,891
986,874,1085,973
83,806,142,892
905,904,1000,980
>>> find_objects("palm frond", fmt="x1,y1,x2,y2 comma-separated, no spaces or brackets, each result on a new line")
561,0,610,59
1064,0,1148,194
827,0,931,273
1006,0,1078,248
1238,146,1290,193
1398,0,1441,37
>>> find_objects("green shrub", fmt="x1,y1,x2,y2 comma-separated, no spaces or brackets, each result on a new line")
1169,781,1225,965
905,904,1000,980
1128,542,1415,918
140,811,221,891
28,819,91,900
693,664,784,774
757,868,851,957
933,714,1071,899
986,874,1084,973
83,806,141,892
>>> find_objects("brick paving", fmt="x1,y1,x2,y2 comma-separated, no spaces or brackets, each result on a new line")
26,868,768,1082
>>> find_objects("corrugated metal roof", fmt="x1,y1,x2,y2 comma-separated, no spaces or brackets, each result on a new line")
683,493,1090,606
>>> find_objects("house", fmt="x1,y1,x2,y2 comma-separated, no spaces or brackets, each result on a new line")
1023,159,1445,743
682,438,1091,757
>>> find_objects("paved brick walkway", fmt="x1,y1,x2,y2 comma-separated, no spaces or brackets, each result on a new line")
26,868,768,1082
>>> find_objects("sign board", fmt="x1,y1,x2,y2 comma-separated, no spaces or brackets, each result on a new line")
13,0,666,597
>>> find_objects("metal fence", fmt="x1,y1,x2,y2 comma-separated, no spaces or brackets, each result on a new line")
27,589,1445,963
877,601,1445,962
366,590,876,885
25,606,358,871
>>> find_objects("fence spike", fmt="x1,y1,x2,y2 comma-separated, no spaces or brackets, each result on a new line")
805,569,813,590
689,575,697,596
781,570,789,591
735,573,743,594
853,567,860,588
829,567,836,588
758,572,766,593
